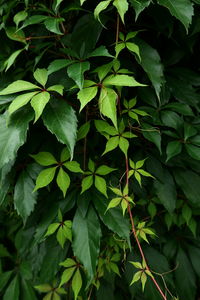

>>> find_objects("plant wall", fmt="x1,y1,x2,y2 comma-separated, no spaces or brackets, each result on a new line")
0,0,200,299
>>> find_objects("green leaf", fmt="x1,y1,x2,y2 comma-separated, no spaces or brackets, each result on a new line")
34,284,52,292
31,91,51,122
89,45,113,58
56,225,68,248
103,136,119,155
126,42,140,59
157,0,194,31
59,258,76,268
115,43,126,57
5,27,26,44
56,168,70,197
185,144,200,160
94,0,112,23
119,136,129,156
14,11,28,27
54,0,64,11
4,48,24,71
141,272,147,291
130,270,142,285
30,152,57,166
47,85,64,95
0,271,13,292
8,92,38,115
44,17,64,34
34,167,57,191
63,161,83,173
45,223,60,236
142,123,162,154
113,0,129,23
42,99,77,159
103,74,145,87
106,197,121,210
154,169,177,213
0,110,33,168
81,175,93,193
47,59,73,75
129,0,151,20
14,170,38,223
182,204,192,225
0,80,39,95
72,206,101,282
3,275,19,300
78,86,98,111
94,175,108,197
77,122,90,141
93,192,130,243
174,170,200,207
60,267,76,286
166,141,182,161
21,280,37,300
96,165,116,175
136,39,164,98
72,269,82,300
88,159,95,172
67,62,90,90
99,87,118,129
130,261,143,269
33,68,48,87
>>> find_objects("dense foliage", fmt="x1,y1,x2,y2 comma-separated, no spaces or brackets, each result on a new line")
0,0,200,299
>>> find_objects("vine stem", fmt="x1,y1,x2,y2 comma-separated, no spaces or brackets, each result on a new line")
125,157,167,300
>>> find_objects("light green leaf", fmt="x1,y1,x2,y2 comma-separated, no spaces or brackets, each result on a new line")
115,43,126,57
81,175,93,193
14,11,28,27
126,42,140,59
0,110,33,169
134,171,142,186
14,170,38,222
103,74,145,87
59,258,76,268
99,87,118,129
45,223,60,236
43,293,52,300
78,86,98,111
141,272,147,291
88,159,95,172
67,61,90,90
95,61,113,81
110,187,123,196
0,80,40,95
64,161,83,173
30,152,57,166
135,159,146,169
54,0,64,11
130,271,142,285
77,121,90,141
34,167,57,191
72,206,101,282
4,48,24,71
103,136,119,155
47,85,64,95
96,165,116,175
56,225,68,248
119,136,129,157
42,99,77,159
80,0,87,5
106,197,121,210
113,0,129,23
94,175,108,197
137,169,154,178
182,204,192,225
31,91,50,122
5,27,26,44
94,0,112,23
60,148,70,162
34,284,52,292
60,267,76,286
130,261,143,269
89,45,113,58
72,269,82,300
56,168,70,197
157,0,194,31
8,92,37,115
95,120,117,135
33,68,48,87
166,140,182,161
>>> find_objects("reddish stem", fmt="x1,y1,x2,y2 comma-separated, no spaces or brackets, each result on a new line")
125,157,167,300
